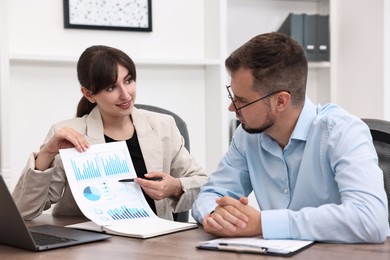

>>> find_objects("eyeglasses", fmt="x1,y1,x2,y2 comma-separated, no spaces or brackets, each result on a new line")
226,85,289,112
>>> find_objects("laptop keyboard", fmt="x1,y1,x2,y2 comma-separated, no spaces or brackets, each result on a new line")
30,231,76,246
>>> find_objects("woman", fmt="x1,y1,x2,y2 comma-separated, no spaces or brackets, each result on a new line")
12,45,208,221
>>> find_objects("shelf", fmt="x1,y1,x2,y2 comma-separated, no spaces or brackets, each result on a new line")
9,54,221,67
9,54,327,68
308,61,330,69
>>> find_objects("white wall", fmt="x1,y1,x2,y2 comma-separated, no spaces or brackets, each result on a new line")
8,0,205,59
385,0,390,120
330,0,386,118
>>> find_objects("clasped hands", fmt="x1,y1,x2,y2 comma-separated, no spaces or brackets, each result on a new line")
203,196,262,237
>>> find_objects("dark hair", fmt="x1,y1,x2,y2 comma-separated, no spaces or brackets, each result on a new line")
76,45,137,117
225,32,307,106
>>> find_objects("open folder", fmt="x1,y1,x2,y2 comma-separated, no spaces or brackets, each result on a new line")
59,141,197,239
197,237,314,256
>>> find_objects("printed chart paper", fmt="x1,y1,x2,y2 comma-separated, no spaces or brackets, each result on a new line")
59,141,157,226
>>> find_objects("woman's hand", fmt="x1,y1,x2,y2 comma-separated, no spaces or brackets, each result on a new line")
35,127,89,171
135,172,183,200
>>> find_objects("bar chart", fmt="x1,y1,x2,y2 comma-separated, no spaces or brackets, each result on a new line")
68,149,133,181
108,205,150,220
71,158,101,180
101,153,130,176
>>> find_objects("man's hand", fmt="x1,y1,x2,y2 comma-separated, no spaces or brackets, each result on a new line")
203,196,262,237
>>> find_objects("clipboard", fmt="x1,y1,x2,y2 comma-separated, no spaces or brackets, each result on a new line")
196,237,314,257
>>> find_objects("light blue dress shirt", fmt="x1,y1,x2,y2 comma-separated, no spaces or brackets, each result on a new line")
192,98,389,243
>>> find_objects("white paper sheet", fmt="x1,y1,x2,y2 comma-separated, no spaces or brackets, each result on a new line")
59,141,157,226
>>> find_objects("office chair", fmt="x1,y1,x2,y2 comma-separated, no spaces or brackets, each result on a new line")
362,118,390,226
135,104,190,223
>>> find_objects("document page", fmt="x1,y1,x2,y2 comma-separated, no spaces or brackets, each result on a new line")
59,141,157,226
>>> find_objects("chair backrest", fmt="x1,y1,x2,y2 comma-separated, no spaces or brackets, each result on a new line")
362,118,390,225
135,104,190,152
135,104,189,222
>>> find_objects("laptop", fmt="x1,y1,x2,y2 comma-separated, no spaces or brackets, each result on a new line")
0,174,111,251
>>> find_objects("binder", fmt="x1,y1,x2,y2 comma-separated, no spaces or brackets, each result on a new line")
315,15,330,61
279,13,330,61
303,14,317,61
278,13,304,48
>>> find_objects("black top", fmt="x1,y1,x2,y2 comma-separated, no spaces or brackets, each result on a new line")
104,131,157,214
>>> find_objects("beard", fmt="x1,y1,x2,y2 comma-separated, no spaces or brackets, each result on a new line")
240,112,275,134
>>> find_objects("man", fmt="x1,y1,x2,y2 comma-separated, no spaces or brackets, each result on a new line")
192,32,389,243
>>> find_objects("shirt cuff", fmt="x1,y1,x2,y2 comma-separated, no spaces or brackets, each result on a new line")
191,194,218,224
262,209,291,239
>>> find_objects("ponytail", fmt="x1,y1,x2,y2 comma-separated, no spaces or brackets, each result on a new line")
76,96,97,117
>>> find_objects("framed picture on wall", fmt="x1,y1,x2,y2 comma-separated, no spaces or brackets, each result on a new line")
63,0,152,32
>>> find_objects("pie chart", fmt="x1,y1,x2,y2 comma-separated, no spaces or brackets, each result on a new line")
83,186,101,201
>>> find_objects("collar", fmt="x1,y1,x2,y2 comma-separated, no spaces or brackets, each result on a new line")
85,106,152,140
84,106,105,142
289,96,317,142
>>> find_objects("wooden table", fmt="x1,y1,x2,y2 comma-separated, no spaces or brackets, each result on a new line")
0,214,389,259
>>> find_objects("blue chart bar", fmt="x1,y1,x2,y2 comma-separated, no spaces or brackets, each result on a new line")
102,154,130,176
108,206,150,220
71,159,101,180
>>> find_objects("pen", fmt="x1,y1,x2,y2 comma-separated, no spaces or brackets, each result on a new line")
118,177,164,182
218,243,268,254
